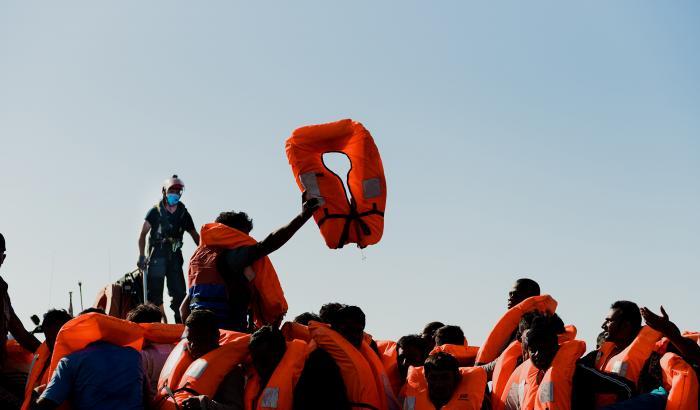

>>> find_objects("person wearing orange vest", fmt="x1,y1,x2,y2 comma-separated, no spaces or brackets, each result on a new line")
126,303,177,399
402,352,487,409
178,309,246,410
421,322,445,355
293,305,368,410
182,193,320,331
21,309,72,410
245,326,308,410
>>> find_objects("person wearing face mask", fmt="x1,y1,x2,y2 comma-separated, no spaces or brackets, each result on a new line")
138,175,199,323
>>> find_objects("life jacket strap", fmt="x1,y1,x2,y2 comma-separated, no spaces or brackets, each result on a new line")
317,202,384,248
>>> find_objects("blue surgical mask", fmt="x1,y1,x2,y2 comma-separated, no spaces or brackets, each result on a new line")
166,193,181,206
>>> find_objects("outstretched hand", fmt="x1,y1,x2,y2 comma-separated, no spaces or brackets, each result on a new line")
301,191,321,216
640,306,680,338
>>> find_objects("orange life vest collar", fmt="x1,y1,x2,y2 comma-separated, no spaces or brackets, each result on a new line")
403,366,487,410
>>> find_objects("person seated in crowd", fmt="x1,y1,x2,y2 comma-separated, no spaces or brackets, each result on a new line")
126,303,176,398
292,311,320,325
23,309,72,405
294,305,370,410
507,278,540,310
421,321,444,354
434,325,465,347
32,329,147,409
396,334,428,381
180,309,244,410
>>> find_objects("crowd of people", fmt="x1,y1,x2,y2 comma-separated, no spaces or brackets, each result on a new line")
0,176,698,410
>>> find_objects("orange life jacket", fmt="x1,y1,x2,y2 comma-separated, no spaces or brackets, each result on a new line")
594,324,662,409
491,340,523,409
361,339,401,410
476,295,558,365
244,339,309,410
21,342,51,410
4,339,34,373
47,313,144,380
533,340,586,410
402,366,487,410
660,352,699,410
281,321,311,342
286,119,387,249
376,340,403,398
308,321,383,410
498,340,585,410
194,222,288,327
595,326,662,382
140,323,184,344
559,325,577,344
154,329,247,408
431,344,480,367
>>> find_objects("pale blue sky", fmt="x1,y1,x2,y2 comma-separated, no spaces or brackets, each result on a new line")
1,2,698,346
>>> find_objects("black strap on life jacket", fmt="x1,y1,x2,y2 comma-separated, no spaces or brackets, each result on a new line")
317,200,384,249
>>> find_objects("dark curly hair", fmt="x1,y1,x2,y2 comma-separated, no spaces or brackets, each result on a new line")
215,211,253,233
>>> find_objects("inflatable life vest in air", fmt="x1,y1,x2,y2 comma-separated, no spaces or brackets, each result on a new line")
243,339,309,410
156,334,251,410
476,295,558,365
402,366,487,410
190,222,288,327
21,342,51,410
286,119,387,249
498,340,585,410
308,321,383,410
431,344,480,367
47,313,144,380
660,352,699,410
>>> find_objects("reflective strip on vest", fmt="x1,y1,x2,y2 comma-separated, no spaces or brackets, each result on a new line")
611,361,629,378
402,396,415,410
518,380,526,401
185,359,208,379
260,387,279,408
161,342,186,381
362,178,382,199
299,172,325,205
539,381,554,403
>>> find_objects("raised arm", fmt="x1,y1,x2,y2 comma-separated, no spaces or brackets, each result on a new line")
641,306,700,367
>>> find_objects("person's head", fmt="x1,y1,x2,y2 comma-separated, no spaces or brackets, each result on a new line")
434,325,464,347
126,303,163,324
215,211,253,234
397,334,427,379
42,309,72,351
524,314,560,371
162,175,185,206
602,300,642,346
329,305,365,348
422,321,445,352
319,302,346,324
508,278,541,309
80,307,105,315
249,326,287,383
184,309,220,359
424,352,460,405
596,331,607,350
293,312,321,326
0,232,6,268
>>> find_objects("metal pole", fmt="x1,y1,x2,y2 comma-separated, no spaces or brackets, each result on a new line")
68,291,74,316
78,282,84,311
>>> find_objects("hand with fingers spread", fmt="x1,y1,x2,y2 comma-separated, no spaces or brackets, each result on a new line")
640,305,681,338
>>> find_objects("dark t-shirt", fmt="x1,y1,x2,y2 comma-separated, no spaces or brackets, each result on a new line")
145,202,194,257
